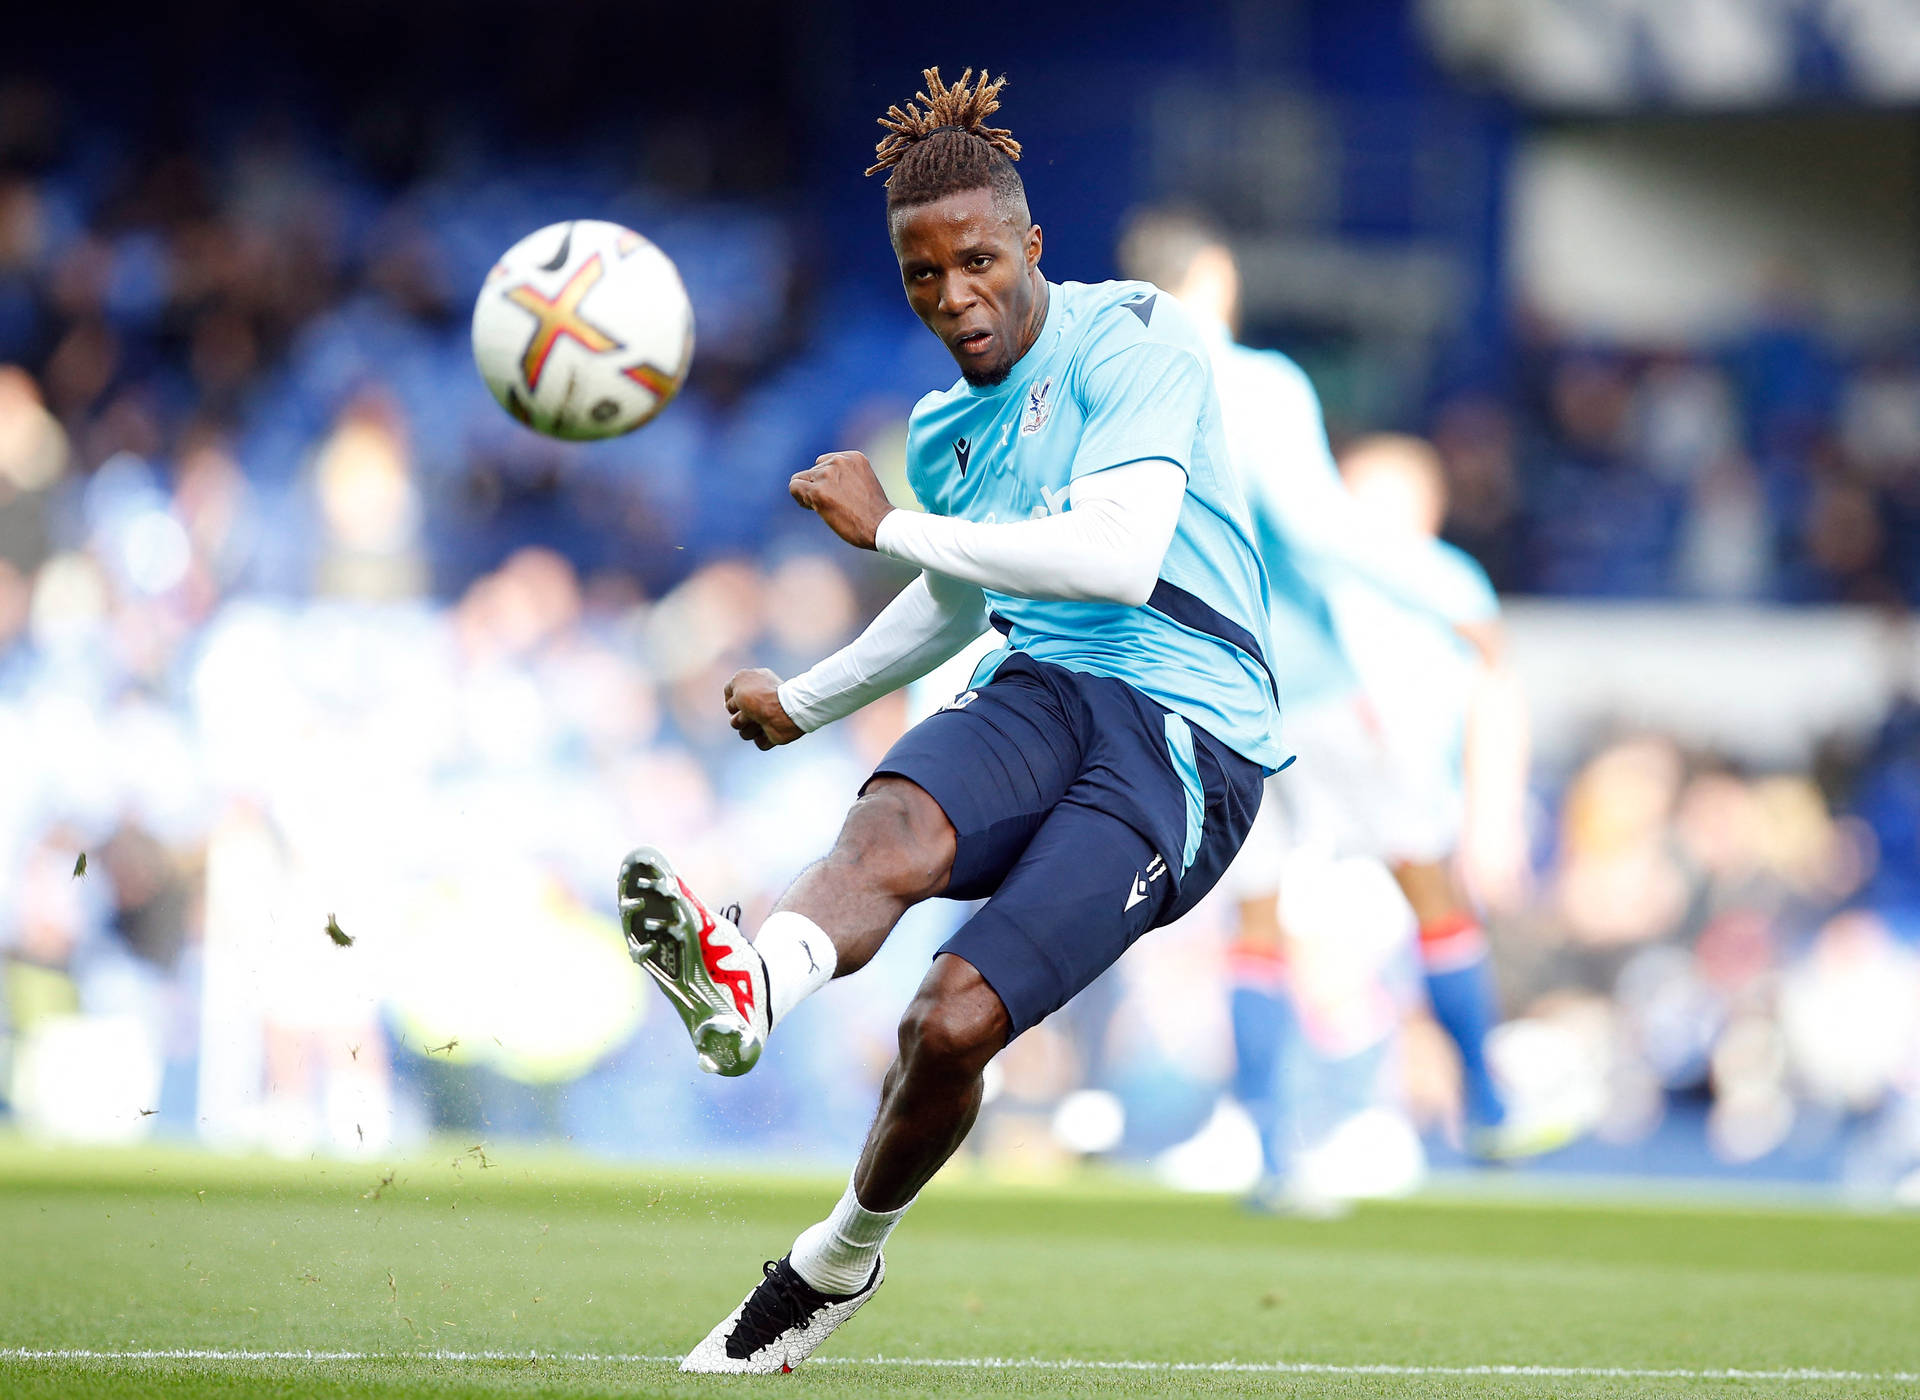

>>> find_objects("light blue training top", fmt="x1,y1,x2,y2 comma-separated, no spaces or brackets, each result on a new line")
1330,537,1499,775
1203,322,1497,708
904,278,1286,773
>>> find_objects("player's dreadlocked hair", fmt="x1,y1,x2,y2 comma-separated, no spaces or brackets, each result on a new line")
866,67,1027,219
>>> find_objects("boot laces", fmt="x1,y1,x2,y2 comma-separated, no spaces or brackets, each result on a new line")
726,1259,829,1358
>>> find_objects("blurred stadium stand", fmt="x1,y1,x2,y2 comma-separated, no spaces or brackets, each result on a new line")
2,0,1918,1197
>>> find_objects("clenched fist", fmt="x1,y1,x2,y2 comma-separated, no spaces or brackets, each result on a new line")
790,450,895,551
724,668,803,750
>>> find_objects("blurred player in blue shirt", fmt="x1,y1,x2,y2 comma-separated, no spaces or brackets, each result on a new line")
617,71,1277,1372
1119,211,1571,1199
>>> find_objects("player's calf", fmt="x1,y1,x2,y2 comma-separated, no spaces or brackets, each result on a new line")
851,955,1010,1206
680,963,1003,1372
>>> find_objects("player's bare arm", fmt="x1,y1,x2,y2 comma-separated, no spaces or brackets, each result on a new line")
790,449,894,550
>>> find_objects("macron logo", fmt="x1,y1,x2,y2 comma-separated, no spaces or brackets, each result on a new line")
1124,854,1169,911
953,437,971,475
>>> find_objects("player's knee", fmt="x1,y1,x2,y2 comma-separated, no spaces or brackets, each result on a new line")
898,996,997,1075
829,779,954,901
897,971,1007,1076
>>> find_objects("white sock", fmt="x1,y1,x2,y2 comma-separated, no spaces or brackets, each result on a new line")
753,910,837,1031
789,1177,912,1295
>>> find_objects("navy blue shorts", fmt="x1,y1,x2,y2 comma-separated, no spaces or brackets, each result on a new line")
869,654,1265,1036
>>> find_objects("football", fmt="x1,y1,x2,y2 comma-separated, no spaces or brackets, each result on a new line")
471,219,694,440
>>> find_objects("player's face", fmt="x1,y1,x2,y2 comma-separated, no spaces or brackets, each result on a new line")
891,188,1045,387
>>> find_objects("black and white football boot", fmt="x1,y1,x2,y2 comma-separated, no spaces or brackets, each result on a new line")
617,845,768,1077
679,1254,885,1374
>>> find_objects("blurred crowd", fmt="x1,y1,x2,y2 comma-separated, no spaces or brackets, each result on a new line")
1,73,1918,1192
0,75,957,610
1469,733,1920,1189
5,457,1917,1187
3,76,1916,617
1433,282,1920,604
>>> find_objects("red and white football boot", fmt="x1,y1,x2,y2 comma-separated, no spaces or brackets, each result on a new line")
617,846,768,1076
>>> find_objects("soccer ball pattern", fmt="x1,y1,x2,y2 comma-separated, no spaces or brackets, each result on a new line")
471,219,694,440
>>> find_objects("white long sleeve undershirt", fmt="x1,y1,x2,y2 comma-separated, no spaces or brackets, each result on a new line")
775,458,1186,733
874,458,1186,606
775,568,986,733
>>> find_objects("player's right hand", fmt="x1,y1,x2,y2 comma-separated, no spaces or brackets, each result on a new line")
789,450,893,551
724,668,803,750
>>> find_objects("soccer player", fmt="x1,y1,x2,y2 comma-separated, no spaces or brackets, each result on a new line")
1325,434,1551,1158
618,70,1281,1373
1116,213,1551,1189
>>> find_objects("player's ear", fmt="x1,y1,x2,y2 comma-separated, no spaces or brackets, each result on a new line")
1025,223,1042,270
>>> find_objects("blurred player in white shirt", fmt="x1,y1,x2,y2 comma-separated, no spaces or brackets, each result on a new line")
1118,212,1566,1188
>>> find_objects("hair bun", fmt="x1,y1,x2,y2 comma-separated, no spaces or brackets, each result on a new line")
866,67,1022,181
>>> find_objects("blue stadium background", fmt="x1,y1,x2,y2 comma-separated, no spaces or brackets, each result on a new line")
4,0,1919,1195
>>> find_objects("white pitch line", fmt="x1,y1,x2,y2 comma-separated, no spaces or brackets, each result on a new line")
1,1348,1915,1383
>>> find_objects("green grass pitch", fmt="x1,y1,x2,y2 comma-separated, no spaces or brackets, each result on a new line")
2,1140,1917,1398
